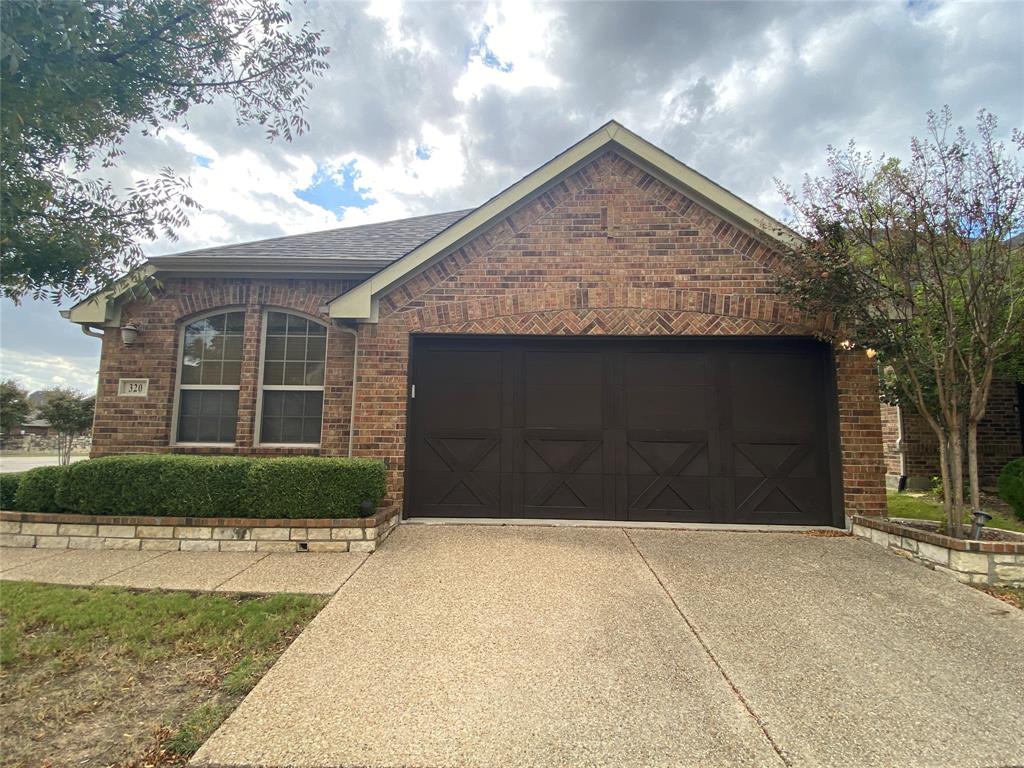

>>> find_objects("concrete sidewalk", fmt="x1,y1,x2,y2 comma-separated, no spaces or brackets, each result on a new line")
193,525,1024,768
0,547,366,594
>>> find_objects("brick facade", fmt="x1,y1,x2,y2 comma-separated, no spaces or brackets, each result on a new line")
93,149,888,520
881,379,1023,489
92,278,359,457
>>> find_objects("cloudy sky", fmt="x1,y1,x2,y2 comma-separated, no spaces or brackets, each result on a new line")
1,0,1021,394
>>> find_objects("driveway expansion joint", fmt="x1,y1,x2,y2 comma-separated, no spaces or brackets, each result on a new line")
97,550,172,585
210,552,271,592
623,528,792,768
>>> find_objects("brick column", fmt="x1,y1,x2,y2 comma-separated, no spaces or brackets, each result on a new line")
234,304,263,449
835,347,887,517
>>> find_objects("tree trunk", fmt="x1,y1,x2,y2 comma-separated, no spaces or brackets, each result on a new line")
967,418,981,519
58,433,70,466
937,435,954,530
948,428,965,538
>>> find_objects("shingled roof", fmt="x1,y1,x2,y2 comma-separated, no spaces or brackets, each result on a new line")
150,209,473,268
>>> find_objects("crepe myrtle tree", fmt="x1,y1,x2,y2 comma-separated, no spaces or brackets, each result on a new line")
773,108,1024,538
0,0,330,301
37,389,96,465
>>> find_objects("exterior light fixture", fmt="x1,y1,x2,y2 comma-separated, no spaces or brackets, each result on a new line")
970,510,993,540
120,322,141,346
865,348,877,359
359,498,375,517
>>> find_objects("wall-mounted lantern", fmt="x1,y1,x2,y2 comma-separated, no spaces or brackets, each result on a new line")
120,322,142,346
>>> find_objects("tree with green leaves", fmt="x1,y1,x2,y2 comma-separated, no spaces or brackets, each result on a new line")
774,108,1024,538
0,0,330,301
38,389,96,465
0,379,32,435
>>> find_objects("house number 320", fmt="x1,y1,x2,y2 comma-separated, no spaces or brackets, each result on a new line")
118,378,149,397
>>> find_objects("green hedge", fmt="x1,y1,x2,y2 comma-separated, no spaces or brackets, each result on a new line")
998,457,1024,521
4,454,389,519
248,457,387,519
14,466,70,513
56,455,254,518
1,472,25,509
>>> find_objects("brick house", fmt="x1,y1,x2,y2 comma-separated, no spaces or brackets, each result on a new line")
882,380,1024,490
65,122,886,527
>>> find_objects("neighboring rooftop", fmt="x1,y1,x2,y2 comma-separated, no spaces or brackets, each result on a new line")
150,209,473,270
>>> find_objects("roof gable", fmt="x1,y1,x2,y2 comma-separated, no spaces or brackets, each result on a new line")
328,120,796,321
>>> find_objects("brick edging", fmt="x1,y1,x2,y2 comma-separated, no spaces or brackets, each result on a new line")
0,507,399,529
850,515,1024,554
0,507,400,554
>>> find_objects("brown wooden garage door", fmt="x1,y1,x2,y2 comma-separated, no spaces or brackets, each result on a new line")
406,337,842,526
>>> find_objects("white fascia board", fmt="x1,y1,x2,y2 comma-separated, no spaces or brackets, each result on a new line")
66,265,157,325
328,120,799,321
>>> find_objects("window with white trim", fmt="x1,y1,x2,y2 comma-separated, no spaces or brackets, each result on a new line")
258,311,326,445
176,311,245,443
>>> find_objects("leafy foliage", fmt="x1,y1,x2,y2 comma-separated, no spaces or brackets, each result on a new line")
0,0,330,300
14,466,70,513
247,456,388,519
48,454,387,518
0,472,25,509
57,454,254,516
997,458,1024,521
774,107,1024,536
0,379,31,434
37,389,95,465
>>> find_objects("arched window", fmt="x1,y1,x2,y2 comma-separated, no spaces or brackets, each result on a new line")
175,310,245,444
257,310,327,445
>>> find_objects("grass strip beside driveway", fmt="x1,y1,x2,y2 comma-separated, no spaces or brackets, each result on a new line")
886,491,1024,532
0,582,326,767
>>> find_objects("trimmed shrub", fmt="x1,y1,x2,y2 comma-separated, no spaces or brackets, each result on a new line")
248,457,388,519
56,455,254,518
9,455,387,519
0,472,25,509
14,466,70,513
998,457,1024,521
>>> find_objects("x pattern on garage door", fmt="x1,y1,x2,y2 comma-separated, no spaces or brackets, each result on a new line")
407,337,839,525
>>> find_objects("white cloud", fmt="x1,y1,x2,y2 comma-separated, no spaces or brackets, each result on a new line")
0,348,99,394
3,0,1022,384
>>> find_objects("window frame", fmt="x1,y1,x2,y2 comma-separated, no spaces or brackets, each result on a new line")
254,308,328,448
171,307,247,447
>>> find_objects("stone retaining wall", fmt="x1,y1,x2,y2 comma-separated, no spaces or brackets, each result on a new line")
0,508,399,553
851,515,1024,587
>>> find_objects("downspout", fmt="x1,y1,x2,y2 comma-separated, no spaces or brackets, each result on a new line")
80,324,105,339
895,404,908,491
335,324,359,458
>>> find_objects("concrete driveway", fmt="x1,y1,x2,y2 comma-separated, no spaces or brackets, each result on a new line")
193,525,1024,768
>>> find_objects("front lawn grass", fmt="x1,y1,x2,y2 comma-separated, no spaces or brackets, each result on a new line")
0,582,325,767
886,491,1024,533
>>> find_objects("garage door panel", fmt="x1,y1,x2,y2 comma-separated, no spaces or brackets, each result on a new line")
407,337,838,525
625,434,710,475
733,477,829,524
523,431,604,474
623,351,710,385
409,471,503,518
625,385,712,430
411,432,502,472
627,476,712,517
